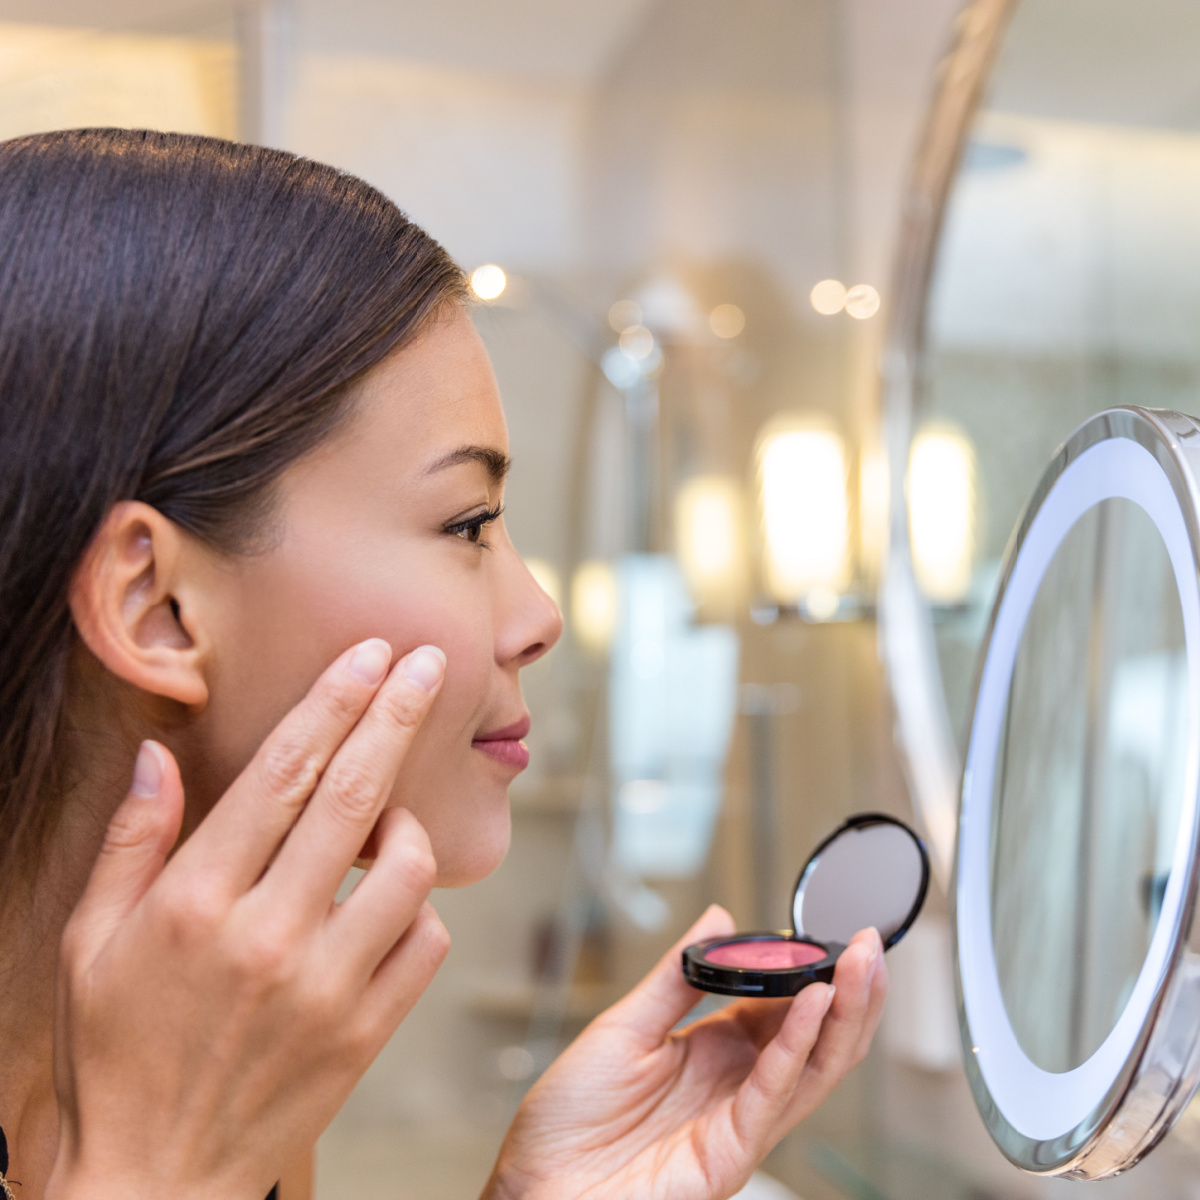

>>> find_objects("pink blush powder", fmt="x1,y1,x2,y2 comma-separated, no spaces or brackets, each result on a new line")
704,940,827,969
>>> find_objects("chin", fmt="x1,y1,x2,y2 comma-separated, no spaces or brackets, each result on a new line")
433,800,512,888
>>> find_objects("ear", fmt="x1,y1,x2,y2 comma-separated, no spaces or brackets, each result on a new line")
69,501,210,708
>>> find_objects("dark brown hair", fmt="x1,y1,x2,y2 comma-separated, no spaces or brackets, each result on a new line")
0,128,466,887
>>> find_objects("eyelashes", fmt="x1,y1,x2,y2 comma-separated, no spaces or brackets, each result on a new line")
445,503,504,545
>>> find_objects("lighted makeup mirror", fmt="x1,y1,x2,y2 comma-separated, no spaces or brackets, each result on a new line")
957,407,1200,1175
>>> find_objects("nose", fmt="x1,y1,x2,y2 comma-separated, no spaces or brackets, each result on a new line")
496,548,563,668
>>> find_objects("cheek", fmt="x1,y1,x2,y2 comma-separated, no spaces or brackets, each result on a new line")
195,543,505,881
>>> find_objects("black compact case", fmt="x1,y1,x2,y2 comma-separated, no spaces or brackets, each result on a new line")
682,813,930,998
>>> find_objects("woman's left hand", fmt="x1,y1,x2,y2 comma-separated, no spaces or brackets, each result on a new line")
482,905,886,1200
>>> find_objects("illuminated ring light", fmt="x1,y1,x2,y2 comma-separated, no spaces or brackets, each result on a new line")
958,433,1200,1142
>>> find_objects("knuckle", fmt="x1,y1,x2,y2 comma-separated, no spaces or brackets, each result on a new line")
373,683,428,733
100,801,160,855
154,878,226,943
321,760,381,826
321,673,372,723
339,1013,380,1063
299,972,351,1029
408,904,451,963
257,737,323,810
424,914,451,962
232,920,296,987
390,829,437,893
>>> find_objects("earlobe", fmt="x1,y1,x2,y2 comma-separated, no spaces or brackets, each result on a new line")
69,502,210,708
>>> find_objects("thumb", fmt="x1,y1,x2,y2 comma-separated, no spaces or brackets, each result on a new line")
602,904,737,1049
68,741,185,956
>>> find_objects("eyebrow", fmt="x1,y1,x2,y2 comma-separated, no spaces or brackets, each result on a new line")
424,445,511,483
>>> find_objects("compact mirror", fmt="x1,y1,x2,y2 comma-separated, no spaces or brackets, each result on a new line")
957,407,1200,1177
793,815,928,948
683,813,929,998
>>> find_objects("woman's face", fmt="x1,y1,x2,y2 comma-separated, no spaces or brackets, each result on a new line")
187,306,561,886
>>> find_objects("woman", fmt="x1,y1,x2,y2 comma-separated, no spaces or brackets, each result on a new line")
0,128,887,1200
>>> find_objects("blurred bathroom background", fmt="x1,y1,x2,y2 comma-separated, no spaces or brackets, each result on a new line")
11,1,1200,1197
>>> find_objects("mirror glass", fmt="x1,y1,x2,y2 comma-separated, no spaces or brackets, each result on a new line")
794,821,926,946
990,497,1186,1073
918,0,1200,747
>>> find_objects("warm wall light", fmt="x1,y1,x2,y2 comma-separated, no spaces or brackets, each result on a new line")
709,304,745,338
756,419,850,602
618,325,655,360
469,264,507,300
858,439,890,581
571,560,617,653
608,299,642,332
675,476,745,614
524,557,562,611
810,279,847,315
907,423,976,603
845,283,881,319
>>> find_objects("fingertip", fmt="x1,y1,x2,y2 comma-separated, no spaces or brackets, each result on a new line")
131,739,165,797
400,645,446,693
831,938,877,995
348,638,393,685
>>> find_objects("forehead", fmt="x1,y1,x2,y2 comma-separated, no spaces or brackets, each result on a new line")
348,306,509,468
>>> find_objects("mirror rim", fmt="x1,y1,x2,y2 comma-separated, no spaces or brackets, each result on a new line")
955,406,1200,1177
791,812,930,946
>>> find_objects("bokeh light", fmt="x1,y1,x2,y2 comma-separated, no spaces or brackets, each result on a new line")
757,420,850,601
469,263,507,300
675,476,745,613
810,279,847,315
708,303,746,338
844,283,881,319
618,324,655,360
608,298,643,332
571,560,617,654
907,423,976,603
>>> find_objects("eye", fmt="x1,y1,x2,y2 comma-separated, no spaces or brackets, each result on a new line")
446,504,504,545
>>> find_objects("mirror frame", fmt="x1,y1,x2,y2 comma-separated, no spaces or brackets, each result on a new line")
879,0,1017,886
956,407,1200,1176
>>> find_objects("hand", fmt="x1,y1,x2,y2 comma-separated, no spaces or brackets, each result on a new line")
484,906,886,1200
47,639,451,1200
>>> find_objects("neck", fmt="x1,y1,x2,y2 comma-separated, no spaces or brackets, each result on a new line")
0,719,134,1196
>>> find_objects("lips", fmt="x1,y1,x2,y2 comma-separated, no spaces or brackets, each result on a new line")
472,715,531,771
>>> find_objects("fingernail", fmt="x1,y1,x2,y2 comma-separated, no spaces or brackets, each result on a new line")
402,645,446,692
131,741,163,798
822,985,837,1014
349,639,392,685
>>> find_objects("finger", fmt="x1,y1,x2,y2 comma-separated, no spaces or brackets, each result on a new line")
729,981,836,1155
262,645,445,919
802,928,881,1084
850,940,889,1064
599,904,736,1049
358,901,451,1045
326,807,437,978
67,742,185,956
175,638,395,894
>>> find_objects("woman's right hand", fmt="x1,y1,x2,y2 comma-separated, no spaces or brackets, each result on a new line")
46,639,450,1200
